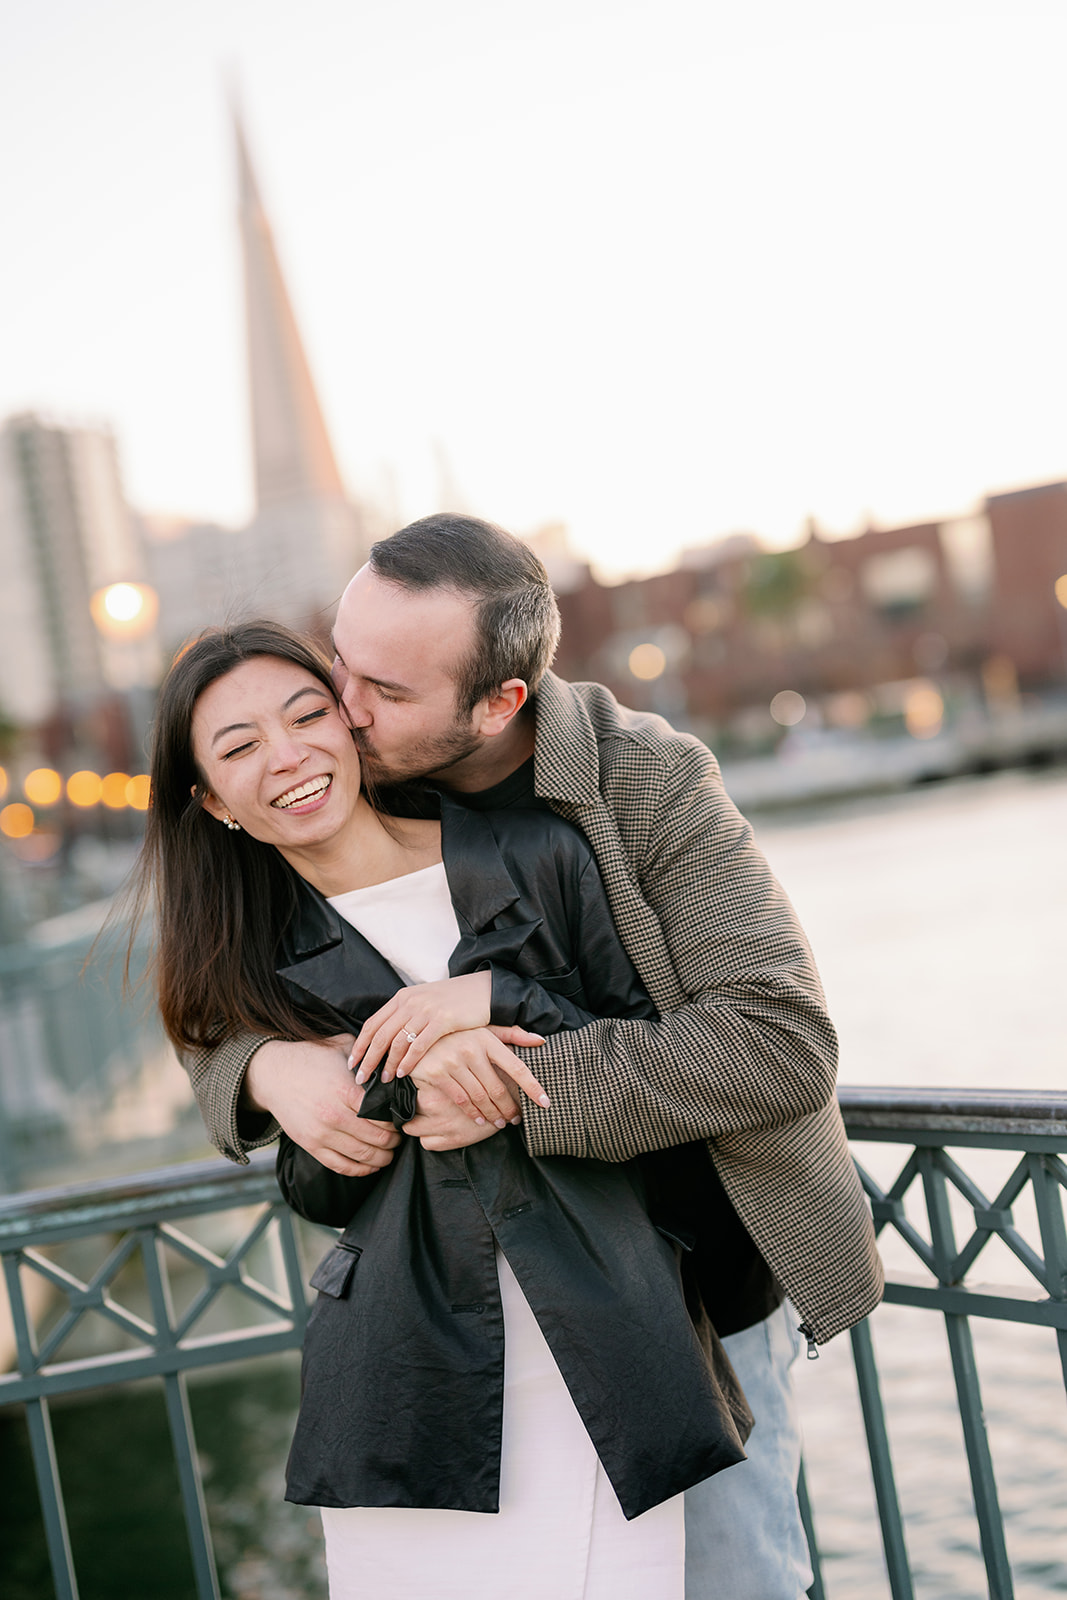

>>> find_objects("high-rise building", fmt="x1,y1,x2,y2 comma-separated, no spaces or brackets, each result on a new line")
149,113,371,648
0,415,156,726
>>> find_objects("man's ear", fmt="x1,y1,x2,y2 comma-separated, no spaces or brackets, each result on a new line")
475,679,529,738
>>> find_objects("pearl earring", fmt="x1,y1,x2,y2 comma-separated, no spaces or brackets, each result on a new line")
222,814,241,832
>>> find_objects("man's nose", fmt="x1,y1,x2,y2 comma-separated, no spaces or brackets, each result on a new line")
341,682,371,727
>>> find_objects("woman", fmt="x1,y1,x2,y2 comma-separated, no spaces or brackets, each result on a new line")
138,620,750,1600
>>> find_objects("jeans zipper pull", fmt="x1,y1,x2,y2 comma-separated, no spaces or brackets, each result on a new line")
798,1321,819,1360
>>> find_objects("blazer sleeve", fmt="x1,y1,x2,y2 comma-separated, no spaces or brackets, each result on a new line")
181,1035,282,1164
516,738,839,1163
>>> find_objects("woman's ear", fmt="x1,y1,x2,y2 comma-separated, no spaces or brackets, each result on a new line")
200,789,228,824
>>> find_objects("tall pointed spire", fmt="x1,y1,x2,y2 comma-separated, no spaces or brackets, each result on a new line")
226,102,368,628
234,110,346,510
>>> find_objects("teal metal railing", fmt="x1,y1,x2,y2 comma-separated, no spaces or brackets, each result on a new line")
1,1089,1065,1600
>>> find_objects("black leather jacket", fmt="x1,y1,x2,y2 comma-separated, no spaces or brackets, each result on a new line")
276,796,751,1518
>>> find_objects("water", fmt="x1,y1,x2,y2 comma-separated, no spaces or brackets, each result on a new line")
5,768,1066,1597
750,768,1067,1596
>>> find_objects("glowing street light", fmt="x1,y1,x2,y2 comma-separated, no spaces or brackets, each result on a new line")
24,767,62,806
629,643,667,681
67,771,104,807
90,582,159,639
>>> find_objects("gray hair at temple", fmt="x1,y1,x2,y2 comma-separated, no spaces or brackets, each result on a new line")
369,513,561,714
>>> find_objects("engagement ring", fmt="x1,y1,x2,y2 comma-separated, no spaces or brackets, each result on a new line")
404,1030,418,1044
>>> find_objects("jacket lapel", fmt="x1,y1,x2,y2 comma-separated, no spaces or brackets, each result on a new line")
275,796,545,1016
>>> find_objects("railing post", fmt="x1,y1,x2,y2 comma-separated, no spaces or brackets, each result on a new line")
2,1251,80,1599
140,1227,221,1600
849,1318,914,1600
796,1458,826,1600
919,1149,1014,1599
1027,1153,1067,1394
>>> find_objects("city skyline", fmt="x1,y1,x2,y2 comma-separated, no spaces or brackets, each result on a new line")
3,0,1067,578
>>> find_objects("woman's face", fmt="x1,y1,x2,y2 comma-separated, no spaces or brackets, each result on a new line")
191,655,363,854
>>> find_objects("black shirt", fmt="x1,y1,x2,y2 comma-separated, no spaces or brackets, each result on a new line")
447,756,782,1338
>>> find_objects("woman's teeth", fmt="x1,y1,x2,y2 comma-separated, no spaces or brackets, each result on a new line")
273,776,332,809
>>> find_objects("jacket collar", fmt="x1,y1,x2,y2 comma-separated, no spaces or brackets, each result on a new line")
531,672,601,806
280,790,524,963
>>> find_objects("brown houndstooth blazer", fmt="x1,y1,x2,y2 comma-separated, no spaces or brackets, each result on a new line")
185,672,883,1343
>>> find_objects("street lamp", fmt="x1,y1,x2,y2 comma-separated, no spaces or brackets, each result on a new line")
89,582,159,639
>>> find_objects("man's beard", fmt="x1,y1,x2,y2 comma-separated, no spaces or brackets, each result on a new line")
351,719,483,787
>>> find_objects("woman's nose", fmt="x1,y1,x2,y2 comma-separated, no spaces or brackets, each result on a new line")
268,735,306,771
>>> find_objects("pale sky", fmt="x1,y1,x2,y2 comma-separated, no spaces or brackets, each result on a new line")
3,0,1066,578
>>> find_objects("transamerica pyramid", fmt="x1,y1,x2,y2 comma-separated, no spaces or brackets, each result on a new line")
231,107,369,626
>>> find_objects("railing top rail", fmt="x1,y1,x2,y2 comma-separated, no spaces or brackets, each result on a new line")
838,1084,1067,1138
0,1151,279,1246
1,1085,1065,1242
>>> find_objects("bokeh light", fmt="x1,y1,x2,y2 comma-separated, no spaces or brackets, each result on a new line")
67,770,104,807
904,682,944,739
101,772,131,809
90,582,159,638
1055,574,1067,610
126,774,151,810
770,690,807,727
24,768,62,806
628,643,667,681
0,803,35,839
0,767,7,800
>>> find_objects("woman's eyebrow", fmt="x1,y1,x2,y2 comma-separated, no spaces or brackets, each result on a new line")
211,720,255,748
210,688,328,747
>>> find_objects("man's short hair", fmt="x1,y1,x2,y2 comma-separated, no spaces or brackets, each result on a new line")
369,514,561,714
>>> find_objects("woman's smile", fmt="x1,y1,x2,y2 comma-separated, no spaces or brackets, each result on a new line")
272,774,334,812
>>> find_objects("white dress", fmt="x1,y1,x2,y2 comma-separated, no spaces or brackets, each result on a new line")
319,864,685,1600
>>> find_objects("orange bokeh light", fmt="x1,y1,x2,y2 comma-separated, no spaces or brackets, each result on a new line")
24,768,62,806
0,802,35,839
126,774,151,811
67,771,104,808
102,772,131,809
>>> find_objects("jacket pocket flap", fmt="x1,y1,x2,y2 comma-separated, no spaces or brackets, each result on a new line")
310,1242,362,1298
536,965,584,999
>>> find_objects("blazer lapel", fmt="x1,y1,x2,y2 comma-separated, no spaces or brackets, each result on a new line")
437,792,544,975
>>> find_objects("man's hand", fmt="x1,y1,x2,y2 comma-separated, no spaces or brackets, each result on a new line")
404,1081,519,1152
243,1038,400,1178
406,1027,550,1128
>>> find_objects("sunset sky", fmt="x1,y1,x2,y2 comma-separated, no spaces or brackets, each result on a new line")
3,0,1066,577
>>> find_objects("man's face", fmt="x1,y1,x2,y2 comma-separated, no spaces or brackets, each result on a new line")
331,566,483,786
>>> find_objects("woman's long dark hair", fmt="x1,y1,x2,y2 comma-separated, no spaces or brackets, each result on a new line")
131,620,353,1050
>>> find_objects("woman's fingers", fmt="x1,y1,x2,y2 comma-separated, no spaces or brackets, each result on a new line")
486,1038,551,1108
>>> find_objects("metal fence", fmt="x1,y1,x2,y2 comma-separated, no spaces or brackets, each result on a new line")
1,1087,1065,1600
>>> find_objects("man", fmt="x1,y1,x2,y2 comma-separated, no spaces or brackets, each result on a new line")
188,513,882,1599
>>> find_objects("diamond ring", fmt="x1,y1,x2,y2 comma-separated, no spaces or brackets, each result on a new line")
404,1030,418,1044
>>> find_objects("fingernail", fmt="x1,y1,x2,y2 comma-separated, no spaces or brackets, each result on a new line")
509,1116,522,1126
494,1119,507,1129
395,1068,405,1078
474,1116,486,1126
530,1034,545,1042
354,1069,365,1084
538,1094,551,1108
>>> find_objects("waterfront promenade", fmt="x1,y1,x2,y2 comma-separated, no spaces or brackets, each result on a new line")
2,768,1064,1597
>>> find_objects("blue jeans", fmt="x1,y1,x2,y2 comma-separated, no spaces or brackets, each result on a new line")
684,1302,813,1599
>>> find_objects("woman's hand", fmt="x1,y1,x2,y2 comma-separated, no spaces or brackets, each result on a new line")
406,1027,551,1129
349,973,543,1085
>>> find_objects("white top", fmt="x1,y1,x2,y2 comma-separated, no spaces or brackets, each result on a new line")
327,861,459,985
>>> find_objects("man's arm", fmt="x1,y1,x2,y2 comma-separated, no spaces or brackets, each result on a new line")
183,1034,401,1173
514,737,837,1163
